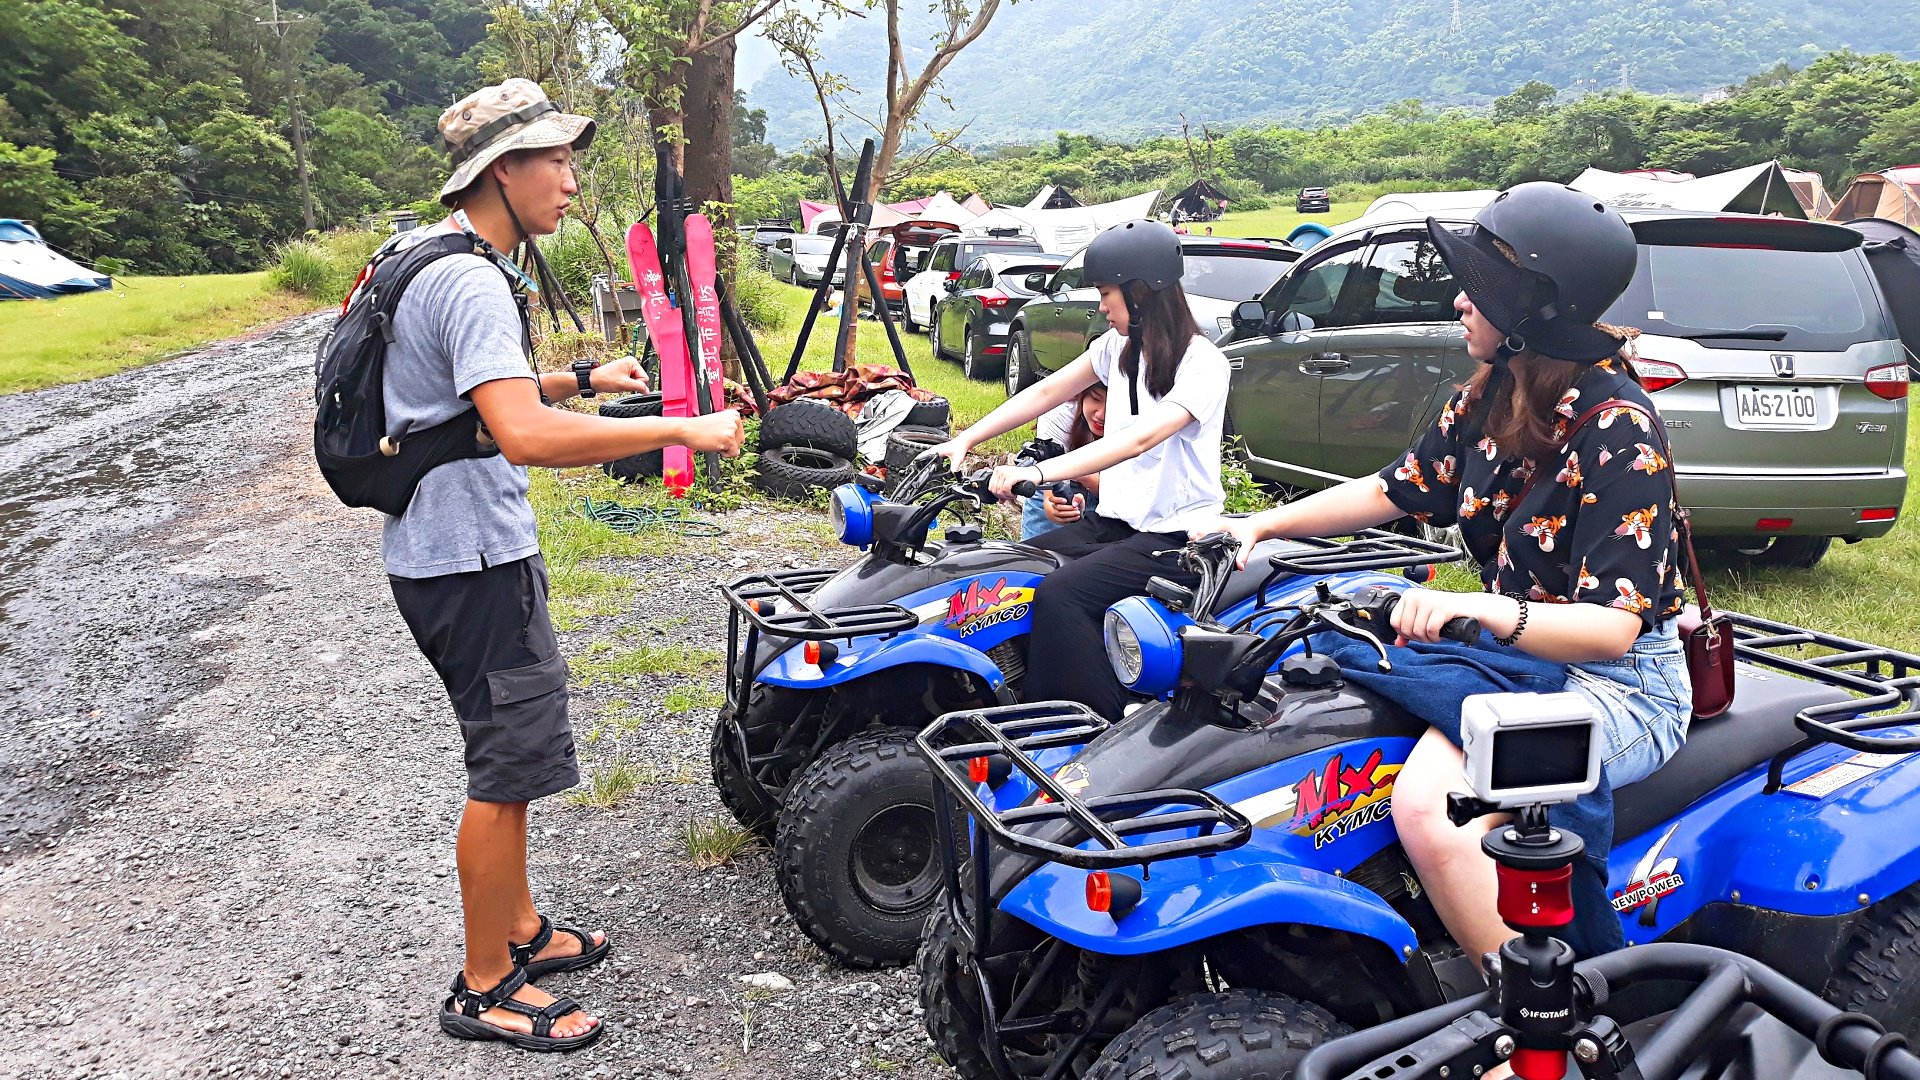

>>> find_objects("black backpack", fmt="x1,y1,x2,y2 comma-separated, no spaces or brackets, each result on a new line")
313,231,520,517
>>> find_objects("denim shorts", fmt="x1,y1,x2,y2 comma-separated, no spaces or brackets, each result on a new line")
1563,620,1691,788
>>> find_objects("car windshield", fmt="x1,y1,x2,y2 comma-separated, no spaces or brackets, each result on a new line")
1633,245,1878,344
792,235,837,256
1181,252,1292,300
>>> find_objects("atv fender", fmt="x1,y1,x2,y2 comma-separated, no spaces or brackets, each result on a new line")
1610,727,1920,943
758,632,1010,692
997,855,1417,960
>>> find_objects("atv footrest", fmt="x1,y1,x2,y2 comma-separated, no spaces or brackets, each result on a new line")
719,566,918,641
918,700,1252,870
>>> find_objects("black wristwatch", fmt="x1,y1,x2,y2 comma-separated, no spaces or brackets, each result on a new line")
572,359,600,398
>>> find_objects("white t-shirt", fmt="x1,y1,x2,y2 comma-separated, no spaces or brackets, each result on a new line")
1037,400,1077,447
1084,328,1229,535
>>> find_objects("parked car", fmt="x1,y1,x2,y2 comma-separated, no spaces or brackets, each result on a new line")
930,253,1068,379
1006,236,1301,396
1221,208,1907,568
738,219,797,264
860,224,955,318
766,233,846,287
901,231,1046,332
1296,186,1332,213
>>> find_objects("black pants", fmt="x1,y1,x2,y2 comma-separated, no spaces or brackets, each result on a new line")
389,555,578,803
1024,515,1200,721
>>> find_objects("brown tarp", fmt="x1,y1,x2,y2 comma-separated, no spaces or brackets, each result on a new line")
1832,167,1920,228
1783,168,1835,219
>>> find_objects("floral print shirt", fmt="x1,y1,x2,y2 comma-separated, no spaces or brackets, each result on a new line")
1377,361,1685,630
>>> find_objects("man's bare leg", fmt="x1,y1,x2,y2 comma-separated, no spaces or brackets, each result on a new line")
456,799,597,1038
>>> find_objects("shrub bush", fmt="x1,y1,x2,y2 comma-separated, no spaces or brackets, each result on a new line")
269,228,385,305
733,263,789,333
538,220,605,308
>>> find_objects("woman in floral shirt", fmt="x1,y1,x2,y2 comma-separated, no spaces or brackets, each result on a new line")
1212,183,1689,968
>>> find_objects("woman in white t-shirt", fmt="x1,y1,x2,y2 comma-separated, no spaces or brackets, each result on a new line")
1020,384,1107,540
927,219,1231,719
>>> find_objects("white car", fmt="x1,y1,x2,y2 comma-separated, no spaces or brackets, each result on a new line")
767,234,846,287
901,234,1047,332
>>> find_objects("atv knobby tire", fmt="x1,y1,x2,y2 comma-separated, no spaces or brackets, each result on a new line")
776,729,949,968
755,445,856,501
1084,989,1349,1080
1824,881,1920,1030
598,392,665,482
758,399,858,458
904,395,951,432
886,427,948,477
919,902,1001,1080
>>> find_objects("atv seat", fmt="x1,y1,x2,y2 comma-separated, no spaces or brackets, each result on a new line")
1612,665,1857,843
1209,540,1328,614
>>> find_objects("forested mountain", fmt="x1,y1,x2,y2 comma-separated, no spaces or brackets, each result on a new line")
748,0,1920,148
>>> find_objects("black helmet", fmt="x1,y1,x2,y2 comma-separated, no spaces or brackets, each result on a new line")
1426,182,1637,363
1083,219,1183,291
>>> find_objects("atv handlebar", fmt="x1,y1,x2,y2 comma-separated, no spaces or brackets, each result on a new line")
1295,943,1920,1080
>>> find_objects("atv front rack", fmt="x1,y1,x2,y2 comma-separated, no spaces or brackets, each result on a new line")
1259,528,1464,576
1721,612,1920,791
918,700,1252,873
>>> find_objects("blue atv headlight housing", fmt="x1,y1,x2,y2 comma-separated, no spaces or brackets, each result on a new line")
829,482,878,549
1103,596,1190,698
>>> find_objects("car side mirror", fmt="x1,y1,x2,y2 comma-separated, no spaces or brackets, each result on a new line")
1232,300,1267,333
1025,272,1051,292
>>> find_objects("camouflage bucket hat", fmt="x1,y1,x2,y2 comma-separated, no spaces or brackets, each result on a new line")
437,78,595,206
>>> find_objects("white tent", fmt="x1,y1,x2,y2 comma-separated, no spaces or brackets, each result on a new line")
0,219,110,299
961,190,1161,255
1362,190,1499,221
1571,161,1807,218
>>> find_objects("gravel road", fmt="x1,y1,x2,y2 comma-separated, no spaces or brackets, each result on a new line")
0,315,949,1079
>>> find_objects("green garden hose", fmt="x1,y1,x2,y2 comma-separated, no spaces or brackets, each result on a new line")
572,496,724,537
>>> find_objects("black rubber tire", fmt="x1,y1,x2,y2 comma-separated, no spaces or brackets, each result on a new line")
1084,989,1350,1080
1006,328,1038,397
1726,535,1833,570
919,901,1001,1080
903,396,951,432
930,314,948,360
758,399,859,458
1824,881,1920,1031
901,299,921,334
754,445,856,501
775,729,949,968
597,392,665,482
960,328,1003,381
886,427,948,477
710,715,776,839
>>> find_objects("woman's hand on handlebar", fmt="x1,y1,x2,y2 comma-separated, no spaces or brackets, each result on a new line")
1190,516,1265,569
988,463,1045,502
1390,589,1513,647
1042,489,1084,524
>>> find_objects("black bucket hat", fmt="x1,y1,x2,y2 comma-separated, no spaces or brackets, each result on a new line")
1426,182,1637,363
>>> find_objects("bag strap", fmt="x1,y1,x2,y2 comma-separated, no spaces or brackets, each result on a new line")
1546,396,1715,621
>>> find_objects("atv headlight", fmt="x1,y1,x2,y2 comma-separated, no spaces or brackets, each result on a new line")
1103,596,1188,698
829,483,876,549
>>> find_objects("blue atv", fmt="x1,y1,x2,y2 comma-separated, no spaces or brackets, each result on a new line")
915,534,1920,1079
714,460,1460,969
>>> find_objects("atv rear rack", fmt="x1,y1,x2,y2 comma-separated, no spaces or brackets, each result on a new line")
918,700,1252,872
1721,612,1920,791
1259,528,1465,576
719,566,921,712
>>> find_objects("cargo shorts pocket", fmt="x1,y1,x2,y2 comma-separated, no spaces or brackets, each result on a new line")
465,653,576,801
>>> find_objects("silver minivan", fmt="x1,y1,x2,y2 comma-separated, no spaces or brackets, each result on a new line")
1224,209,1907,568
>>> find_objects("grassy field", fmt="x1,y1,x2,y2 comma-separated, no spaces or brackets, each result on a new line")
0,274,318,395
1209,202,1371,241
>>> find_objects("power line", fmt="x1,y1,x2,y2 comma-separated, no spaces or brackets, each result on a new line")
257,0,318,230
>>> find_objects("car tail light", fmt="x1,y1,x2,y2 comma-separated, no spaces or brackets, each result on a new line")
1865,362,1909,400
1758,518,1793,532
980,290,1010,308
1629,357,1687,393
1862,507,1899,523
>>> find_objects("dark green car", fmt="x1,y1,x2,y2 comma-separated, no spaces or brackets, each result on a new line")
1223,207,1909,568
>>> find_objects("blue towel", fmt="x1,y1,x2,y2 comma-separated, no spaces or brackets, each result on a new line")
1310,631,1624,958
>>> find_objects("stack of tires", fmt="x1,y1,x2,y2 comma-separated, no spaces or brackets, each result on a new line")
754,395,953,500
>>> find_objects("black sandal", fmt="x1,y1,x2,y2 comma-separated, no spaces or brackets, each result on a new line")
511,915,611,981
439,965,604,1052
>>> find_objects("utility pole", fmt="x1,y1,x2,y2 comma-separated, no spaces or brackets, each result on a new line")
259,0,317,232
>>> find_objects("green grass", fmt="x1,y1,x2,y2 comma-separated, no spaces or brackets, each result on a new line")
682,816,760,869
663,682,726,715
567,756,657,808
0,273,318,395
1209,202,1370,242
570,640,723,687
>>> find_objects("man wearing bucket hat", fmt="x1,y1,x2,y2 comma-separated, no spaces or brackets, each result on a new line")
369,79,744,1053
1204,183,1689,965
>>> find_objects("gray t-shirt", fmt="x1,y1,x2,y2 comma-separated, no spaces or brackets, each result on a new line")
378,230,541,579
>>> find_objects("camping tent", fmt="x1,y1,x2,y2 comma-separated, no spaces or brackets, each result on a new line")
1169,178,1231,222
961,194,993,216
800,195,937,232
1832,167,1920,228
1621,169,1696,182
1025,185,1081,210
1845,217,1920,373
0,219,110,299
1361,190,1499,220
1784,168,1835,219
961,190,1161,255
1571,161,1807,218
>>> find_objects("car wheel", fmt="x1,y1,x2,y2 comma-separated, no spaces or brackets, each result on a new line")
1006,329,1036,397
786,263,797,285
901,300,920,334
961,329,981,380
930,315,945,361
1723,535,1832,570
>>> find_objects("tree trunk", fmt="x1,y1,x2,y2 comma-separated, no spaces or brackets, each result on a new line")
683,37,735,212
